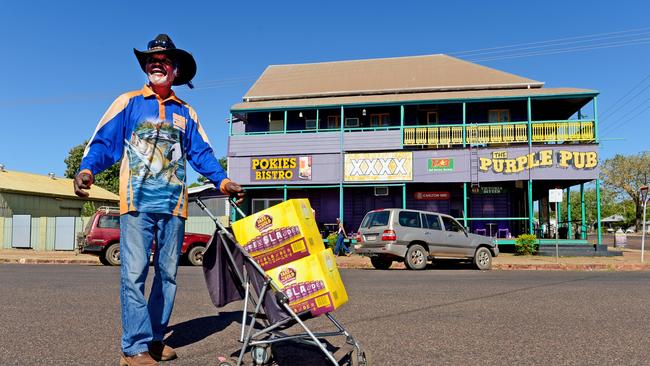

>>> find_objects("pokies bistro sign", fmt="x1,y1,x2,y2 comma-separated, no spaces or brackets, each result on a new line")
250,155,312,181
479,149,598,174
344,152,412,182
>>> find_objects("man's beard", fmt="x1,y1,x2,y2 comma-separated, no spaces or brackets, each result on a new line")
148,72,171,86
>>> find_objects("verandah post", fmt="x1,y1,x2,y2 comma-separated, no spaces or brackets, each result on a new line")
462,102,467,147
567,187,572,239
580,183,586,240
463,183,468,227
596,179,602,245
527,97,532,146
528,180,534,234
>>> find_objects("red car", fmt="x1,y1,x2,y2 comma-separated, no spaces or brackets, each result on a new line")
78,207,211,266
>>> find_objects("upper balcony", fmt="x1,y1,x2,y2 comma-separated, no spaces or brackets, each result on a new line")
228,95,598,156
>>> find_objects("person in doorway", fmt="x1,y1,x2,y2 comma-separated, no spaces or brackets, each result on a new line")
73,34,245,366
333,218,351,256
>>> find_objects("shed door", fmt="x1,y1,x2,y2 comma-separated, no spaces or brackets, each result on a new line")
55,217,76,251
12,215,32,248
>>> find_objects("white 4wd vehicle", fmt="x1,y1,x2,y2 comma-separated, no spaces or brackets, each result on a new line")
355,208,499,270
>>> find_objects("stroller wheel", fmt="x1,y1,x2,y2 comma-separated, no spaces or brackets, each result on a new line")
351,349,370,366
251,345,273,365
216,356,237,366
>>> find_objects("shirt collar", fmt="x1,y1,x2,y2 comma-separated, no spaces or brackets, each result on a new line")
141,84,183,104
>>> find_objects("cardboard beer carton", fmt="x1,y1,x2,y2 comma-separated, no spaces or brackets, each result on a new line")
266,248,348,316
231,199,323,271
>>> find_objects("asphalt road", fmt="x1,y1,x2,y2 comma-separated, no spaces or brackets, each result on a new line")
2,265,650,365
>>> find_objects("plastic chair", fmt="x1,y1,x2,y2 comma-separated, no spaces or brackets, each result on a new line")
497,228,509,238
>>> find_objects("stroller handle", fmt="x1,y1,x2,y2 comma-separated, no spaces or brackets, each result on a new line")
194,193,240,242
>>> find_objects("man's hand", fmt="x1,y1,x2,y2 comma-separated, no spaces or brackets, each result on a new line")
73,171,94,198
223,181,245,205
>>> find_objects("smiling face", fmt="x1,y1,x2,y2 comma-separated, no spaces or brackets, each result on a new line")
145,54,176,87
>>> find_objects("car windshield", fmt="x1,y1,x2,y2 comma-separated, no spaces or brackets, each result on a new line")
360,211,390,228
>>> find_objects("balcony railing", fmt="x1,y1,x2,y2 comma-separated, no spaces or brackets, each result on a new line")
403,120,595,147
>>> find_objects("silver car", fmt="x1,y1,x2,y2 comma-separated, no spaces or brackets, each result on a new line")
355,208,499,270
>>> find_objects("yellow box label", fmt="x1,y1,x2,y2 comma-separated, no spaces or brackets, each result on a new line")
232,199,323,271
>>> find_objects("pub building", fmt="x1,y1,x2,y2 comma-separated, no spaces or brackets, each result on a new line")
225,54,603,247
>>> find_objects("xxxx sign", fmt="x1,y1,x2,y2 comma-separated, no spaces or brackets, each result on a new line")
344,152,412,182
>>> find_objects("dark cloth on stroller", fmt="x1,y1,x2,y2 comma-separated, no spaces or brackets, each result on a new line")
202,230,291,324
203,231,245,307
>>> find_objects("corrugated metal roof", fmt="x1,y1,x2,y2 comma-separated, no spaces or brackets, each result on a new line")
242,54,545,102
232,87,597,112
0,169,118,201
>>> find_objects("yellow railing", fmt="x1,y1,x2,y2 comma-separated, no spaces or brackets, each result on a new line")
403,120,595,146
531,121,594,142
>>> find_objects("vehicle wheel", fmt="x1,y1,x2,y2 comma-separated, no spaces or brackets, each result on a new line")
370,257,393,270
405,244,427,270
98,255,110,266
473,247,492,270
104,243,121,266
187,245,206,267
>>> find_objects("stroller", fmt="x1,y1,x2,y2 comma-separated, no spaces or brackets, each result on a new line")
197,195,369,366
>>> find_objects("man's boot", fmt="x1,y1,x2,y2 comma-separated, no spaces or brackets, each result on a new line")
119,352,159,366
149,341,177,362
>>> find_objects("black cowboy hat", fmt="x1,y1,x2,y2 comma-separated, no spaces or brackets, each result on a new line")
133,34,196,87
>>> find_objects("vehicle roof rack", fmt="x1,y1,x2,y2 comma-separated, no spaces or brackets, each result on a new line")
97,206,120,214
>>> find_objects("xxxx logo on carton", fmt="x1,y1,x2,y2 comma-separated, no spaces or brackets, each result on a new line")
255,214,273,232
278,267,297,285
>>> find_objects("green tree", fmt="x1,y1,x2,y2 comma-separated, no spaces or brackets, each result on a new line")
188,156,228,188
559,187,629,233
64,141,120,194
600,152,650,229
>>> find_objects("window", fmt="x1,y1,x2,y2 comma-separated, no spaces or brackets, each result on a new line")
269,119,284,131
305,119,318,130
251,198,283,214
360,211,391,228
488,109,510,122
327,115,340,129
345,117,359,127
98,215,120,229
398,211,421,228
424,214,442,230
427,111,439,124
370,113,390,127
374,187,389,196
441,216,464,232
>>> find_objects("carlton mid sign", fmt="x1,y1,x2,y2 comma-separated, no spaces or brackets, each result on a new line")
344,152,412,182
414,191,450,200
251,156,312,181
479,150,598,174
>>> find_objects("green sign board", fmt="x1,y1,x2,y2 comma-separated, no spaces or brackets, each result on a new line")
428,158,454,172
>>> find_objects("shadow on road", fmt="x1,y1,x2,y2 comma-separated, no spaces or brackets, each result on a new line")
165,311,242,348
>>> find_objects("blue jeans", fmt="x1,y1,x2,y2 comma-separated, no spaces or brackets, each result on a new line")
119,212,184,356
334,233,349,255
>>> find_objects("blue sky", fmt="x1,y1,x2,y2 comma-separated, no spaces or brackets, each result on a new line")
1,0,649,184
